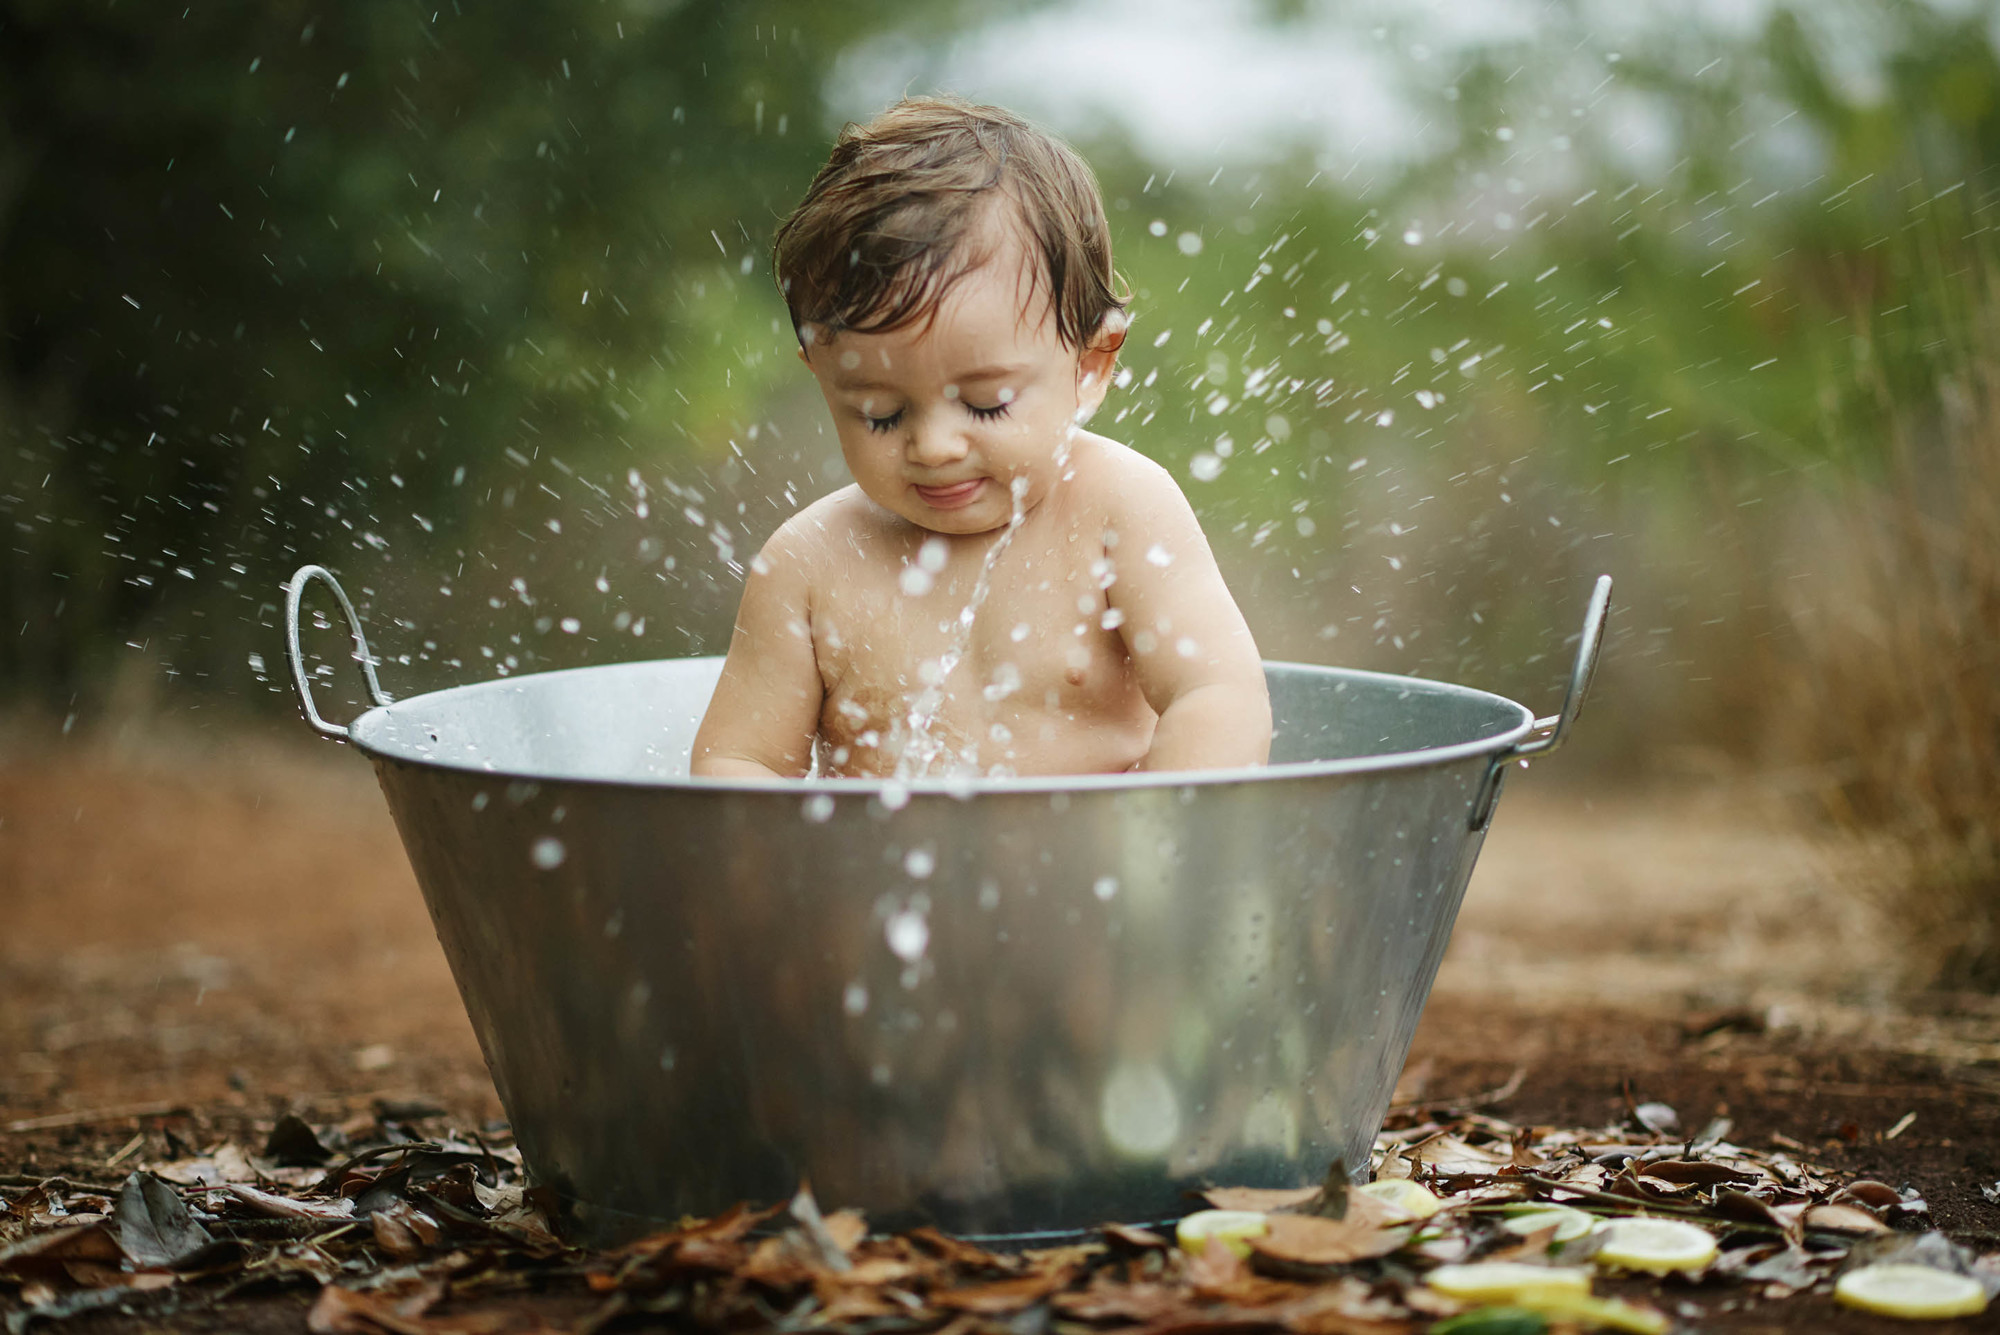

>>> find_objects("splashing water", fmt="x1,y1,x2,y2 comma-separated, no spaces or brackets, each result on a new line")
890,473,1031,781
888,413,1091,781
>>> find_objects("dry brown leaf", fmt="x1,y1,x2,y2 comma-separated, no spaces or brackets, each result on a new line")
308,1279,449,1335
736,1235,814,1289
1185,1235,1251,1292
227,1182,357,1221
1103,1221,1171,1250
1201,1185,1321,1212
1407,1135,1510,1177
1802,1203,1890,1235
370,1201,440,1261
833,1255,923,1287
1278,1275,1415,1333
1053,1276,1192,1324
907,1225,1013,1270
811,1285,912,1323
1639,1159,1762,1186
1832,1180,1901,1210
610,1199,781,1261
0,1220,125,1285
1250,1206,1411,1268
1713,1189,1798,1239
822,1208,868,1254
930,1270,1070,1313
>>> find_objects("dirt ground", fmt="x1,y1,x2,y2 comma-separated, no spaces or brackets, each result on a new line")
3,721,1999,1332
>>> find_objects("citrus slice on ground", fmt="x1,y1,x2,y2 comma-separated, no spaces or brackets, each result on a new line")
1834,1263,1988,1319
1427,1308,1550,1335
1591,1217,1717,1274
1175,1209,1269,1258
1516,1292,1670,1334
1499,1205,1596,1243
1425,1262,1593,1303
1356,1177,1444,1221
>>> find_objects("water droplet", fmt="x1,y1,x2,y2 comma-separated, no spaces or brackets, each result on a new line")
1402,226,1423,246
1189,452,1223,482
1093,875,1120,901
802,793,835,823
904,847,936,879
886,908,929,962
843,981,869,1016
982,661,1022,702
899,565,934,597
1148,219,1167,236
880,781,910,812
1176,231,1203,256
659,1046,676,1071
530,836,565,870
1144,544,1173,568
917,536,948,572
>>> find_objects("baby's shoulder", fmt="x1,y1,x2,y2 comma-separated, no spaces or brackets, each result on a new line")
758,484,897,572
1068,432,1194,521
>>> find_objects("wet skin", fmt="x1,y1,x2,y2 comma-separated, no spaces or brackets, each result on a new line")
691,223,1270,779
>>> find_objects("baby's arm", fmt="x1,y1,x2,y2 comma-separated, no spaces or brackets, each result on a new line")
1103,457,1271,771
690,525,823,779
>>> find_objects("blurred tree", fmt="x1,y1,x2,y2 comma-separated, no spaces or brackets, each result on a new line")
0,0,977,706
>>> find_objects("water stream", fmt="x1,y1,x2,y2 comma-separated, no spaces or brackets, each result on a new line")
891,420,1082,781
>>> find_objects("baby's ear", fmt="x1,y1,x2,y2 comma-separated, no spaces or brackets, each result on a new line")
1077,311,1126,399
1092,309,1130,358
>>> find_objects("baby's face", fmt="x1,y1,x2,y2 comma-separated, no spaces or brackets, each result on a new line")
800,233,1118,536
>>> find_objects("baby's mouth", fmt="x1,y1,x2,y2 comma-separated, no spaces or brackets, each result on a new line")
913,478,986,510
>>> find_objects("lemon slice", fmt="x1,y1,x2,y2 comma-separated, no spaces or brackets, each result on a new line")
1592,1218,1717,1274
1175,1209,1270,1258
1426,1262,1593,1303
1500,1205,1596,1243
1356,1178,1444,1221
1834,1263,1989,1319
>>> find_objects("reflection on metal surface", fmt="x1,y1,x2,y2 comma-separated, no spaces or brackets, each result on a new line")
1101,1060,1180,1159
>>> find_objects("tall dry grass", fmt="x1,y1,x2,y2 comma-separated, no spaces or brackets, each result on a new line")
1775,325,2000,988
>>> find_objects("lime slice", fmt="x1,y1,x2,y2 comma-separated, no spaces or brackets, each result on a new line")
1592,1218,1717,1274
1175,1209,1270,1258
1426,1262,1593,1303
1499,1205,1596,1243
1517,1292,1668,1334
1834,1263,1988,1319
1428,1308,1549,1335
1357,1177,1444,1221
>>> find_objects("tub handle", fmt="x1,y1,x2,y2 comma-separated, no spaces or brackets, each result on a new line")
1471,573,1612,829
284,564,392,740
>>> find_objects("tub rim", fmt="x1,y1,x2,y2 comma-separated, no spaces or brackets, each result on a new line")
341,655,1538,797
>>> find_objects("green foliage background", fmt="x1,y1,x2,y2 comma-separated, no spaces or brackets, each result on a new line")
3,0,1997,746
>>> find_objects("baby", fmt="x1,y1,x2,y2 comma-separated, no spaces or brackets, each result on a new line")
691,96,1270,780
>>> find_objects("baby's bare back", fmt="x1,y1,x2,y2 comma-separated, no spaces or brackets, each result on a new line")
803,451,1155,777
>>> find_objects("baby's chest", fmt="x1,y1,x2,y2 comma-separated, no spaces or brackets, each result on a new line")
814,554,1116,715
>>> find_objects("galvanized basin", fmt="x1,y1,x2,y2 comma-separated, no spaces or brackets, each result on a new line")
285,566,1610,1243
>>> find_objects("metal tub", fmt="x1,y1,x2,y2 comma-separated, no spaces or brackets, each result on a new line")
285,566,1610,1243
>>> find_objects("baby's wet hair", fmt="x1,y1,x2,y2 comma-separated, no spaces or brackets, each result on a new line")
773,95,1128,353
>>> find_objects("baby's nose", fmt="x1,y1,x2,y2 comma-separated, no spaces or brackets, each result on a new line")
907,417,970,467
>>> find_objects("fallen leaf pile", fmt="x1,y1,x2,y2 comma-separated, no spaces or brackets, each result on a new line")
3,1094,1998,1333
